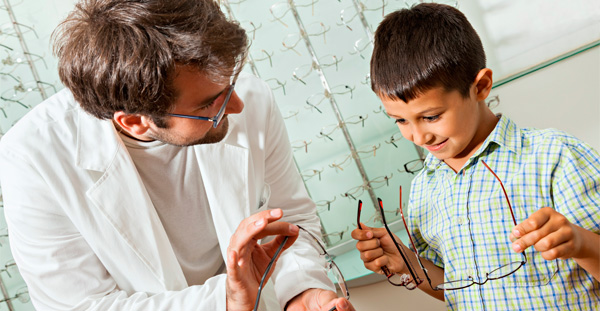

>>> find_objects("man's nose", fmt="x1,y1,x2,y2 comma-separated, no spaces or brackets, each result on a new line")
224,90,244,115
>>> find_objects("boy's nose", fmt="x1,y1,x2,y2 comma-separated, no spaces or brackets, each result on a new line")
224,90,244,115
410,126,429,146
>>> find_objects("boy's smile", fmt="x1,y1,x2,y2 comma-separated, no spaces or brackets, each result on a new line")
380,69,498,172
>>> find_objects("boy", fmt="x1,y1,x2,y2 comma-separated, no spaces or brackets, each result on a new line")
352,3,599,310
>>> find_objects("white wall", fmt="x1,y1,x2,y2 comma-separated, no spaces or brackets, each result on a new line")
346,45,600,310
491,46,600,151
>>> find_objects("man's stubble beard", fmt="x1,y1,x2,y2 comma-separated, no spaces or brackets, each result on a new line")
149,117,230,147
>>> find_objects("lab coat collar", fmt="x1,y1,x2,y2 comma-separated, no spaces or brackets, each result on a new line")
76,107,251,289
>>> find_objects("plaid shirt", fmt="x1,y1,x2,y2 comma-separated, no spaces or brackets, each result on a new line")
408,115,600,310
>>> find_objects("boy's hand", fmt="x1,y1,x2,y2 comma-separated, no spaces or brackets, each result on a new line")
286,288,355,311
351,223,407,275
509,207,584,260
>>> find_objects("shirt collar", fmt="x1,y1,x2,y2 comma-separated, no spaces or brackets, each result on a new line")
423,114,521,172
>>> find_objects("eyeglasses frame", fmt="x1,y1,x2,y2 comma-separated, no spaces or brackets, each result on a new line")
396,160,528,291
253,225,349,311
166,65,241,128
357,199,423,289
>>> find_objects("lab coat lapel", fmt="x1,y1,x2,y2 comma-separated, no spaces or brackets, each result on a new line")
194,141,250,261
77,109,187,290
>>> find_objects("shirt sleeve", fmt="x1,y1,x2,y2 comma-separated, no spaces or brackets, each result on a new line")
549,136,600,234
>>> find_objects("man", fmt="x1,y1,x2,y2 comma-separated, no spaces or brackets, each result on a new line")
0,0,354,310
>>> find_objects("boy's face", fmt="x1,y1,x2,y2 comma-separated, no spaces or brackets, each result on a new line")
380,70,495,170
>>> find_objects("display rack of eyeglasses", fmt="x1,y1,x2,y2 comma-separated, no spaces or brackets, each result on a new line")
0,0,56,309
221,0,438,259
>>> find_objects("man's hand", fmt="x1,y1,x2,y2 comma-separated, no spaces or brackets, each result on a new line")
286,288,355,311
226,208,299,311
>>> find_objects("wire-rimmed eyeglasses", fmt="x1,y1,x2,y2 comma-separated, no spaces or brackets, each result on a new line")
254,225,349,311
166,63,242,128
396,160,528,291
0,286,29,304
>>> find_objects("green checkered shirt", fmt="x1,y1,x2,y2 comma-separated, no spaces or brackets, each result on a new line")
408,115,600,310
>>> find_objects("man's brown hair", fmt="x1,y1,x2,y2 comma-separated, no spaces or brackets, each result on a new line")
371,3,486,102
53,0,248,126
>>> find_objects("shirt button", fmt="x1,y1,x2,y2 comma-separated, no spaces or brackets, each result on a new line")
457,217,465,225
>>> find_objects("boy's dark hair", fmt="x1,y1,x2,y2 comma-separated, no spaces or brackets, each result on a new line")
371,3,486,101
53,0,248,127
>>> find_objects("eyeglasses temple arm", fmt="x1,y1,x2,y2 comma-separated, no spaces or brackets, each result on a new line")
253,235,289,311
481,160,517,225
398,187,436,289
357,200,395,278
378,198,422,284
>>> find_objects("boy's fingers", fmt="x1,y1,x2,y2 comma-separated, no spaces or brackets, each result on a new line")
364,257,389,273
512,207,552,239
512,221,560,253
355,238,380,252
539,240,571,260
351,228,373,240
360,248,384,262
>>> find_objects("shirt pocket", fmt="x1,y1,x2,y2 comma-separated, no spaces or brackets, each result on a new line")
502,252,559,287
466,188,559,287
253,183,272,213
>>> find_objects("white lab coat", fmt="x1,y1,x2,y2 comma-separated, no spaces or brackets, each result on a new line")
0,74,334,310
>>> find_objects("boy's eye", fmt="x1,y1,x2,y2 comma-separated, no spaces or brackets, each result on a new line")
423,115,440,122
395,118,407,125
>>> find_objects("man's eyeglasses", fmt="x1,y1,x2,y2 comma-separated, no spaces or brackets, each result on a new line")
395,160,528,291
254,225,349,311
166,66,241,128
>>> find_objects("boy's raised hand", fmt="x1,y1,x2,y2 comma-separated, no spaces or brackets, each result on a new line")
510,206,600,281
509,207,587,260
351,223,407,275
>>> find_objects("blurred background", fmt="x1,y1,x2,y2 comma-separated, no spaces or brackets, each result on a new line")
0,0,598,309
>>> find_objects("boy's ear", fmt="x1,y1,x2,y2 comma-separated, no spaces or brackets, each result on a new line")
113,111,153,136
473,68,493,101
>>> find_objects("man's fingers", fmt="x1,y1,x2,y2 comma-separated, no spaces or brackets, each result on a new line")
227,249,241,277
254,221,299,240
511,207,552,239
228,208,285,251
326,297,354,311
261,230,299,258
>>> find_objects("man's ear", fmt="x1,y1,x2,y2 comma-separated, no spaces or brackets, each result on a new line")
113,111,153,137
472,68,493,102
